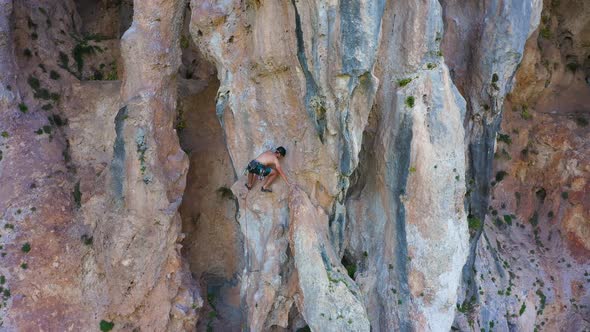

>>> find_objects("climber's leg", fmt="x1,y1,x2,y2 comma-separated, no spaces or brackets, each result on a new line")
246,172,255,190
261,168,277,192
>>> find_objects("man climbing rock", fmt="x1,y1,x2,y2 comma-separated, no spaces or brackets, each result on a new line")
245,146,290,192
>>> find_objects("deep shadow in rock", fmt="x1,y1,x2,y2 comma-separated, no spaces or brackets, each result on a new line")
177,73,244,331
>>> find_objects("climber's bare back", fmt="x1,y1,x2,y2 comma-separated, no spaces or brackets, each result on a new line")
254,151,280,168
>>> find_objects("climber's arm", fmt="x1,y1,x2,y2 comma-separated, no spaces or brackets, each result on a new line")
275,162,291,186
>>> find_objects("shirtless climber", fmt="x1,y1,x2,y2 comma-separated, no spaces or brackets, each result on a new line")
245,146,291,193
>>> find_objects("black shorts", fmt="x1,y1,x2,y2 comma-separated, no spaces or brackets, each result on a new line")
247,160,272,177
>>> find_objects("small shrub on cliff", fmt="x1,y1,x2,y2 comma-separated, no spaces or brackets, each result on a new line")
341,256,357,279
398,78,412,87
21,243,31,253
20,263,28,269
49,70,60,80
540,27,552,39
99,320,114,332
27,76,40,90
405,96,415,108
561,191,569,200
58,51,70,70
1,131,9,138
519,302,527,316
467,215,482,232
180,35,190,49
23,48,32,58
497,133,511,145
18,103,28,113
574,116,588,127
72,181,82,208
81,234,93,246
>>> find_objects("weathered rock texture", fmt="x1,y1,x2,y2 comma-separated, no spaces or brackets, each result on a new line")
0,0,588,331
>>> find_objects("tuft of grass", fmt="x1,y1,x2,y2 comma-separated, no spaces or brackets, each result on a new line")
529,211,539,227
540,27,551,39
20,263,28,269
21,243,31,253
561,191,569,200
27,75,40,90
574,116,588,127
81,234,93,246
521,105,533,120
180,35,189,49
1,131,9,138
497,133,511,145
99,320,114,332
72,181,82,208
519,302,527,316
398,78,412,87
426,62,437,70
58,52,70,70
467,215,482,232
18,103,28,113
344,263,356,279
49,70,60,80
405,96,415,108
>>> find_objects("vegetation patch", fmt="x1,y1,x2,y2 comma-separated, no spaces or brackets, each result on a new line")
99,320,114,332
520,106,533,120
574,116,588,127
397,78,412,87
72,181,82,208
519,302,527,316
49,70,61,80
405,96,415,108
497,133,511,145
467,215,482,232
540,27,551,39
341,256,357,280
18,103,28,113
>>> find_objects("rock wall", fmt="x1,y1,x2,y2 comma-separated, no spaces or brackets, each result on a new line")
0,0,587,331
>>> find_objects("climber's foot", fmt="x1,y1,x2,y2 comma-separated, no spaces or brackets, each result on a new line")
261,186,272,193
245,183,252,190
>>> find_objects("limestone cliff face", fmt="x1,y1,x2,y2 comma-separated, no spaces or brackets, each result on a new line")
0,0,587,331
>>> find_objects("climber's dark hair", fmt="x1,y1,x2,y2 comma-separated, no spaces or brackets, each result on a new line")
275,146,286,157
